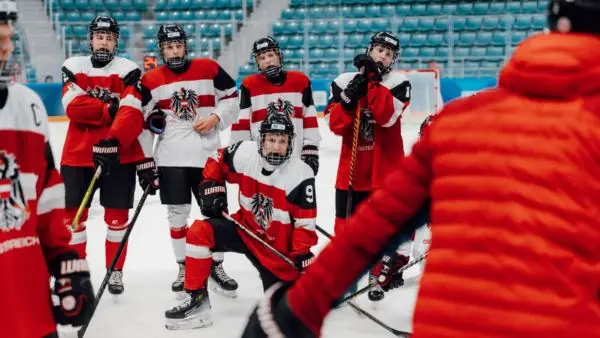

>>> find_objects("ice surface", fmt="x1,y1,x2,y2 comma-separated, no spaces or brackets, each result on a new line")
48,120,429,338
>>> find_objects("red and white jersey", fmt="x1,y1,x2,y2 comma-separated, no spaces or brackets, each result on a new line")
61,55,152,166
324,70,411,191
230,71,320,156
204,141,318,281
119,58,239,168
0,84,72,337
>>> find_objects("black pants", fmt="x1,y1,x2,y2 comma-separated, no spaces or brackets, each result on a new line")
208,218,281,291
158,167,204,205
335,189,371,219
61,164,136,209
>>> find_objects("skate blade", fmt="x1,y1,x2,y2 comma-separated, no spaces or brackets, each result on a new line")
165,314,213,330
208,278,237,299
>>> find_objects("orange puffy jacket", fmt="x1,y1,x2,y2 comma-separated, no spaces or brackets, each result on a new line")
287,33,600,337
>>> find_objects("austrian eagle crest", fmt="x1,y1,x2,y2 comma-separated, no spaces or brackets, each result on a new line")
0,151,29,232
266,98,295,119
250,193,274,230
359,108,375,143
171,87,198,121
86,86,113,103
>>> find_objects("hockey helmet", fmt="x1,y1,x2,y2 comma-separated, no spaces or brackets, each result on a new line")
366,32,400,75
252,36,285,84
258,112,295,167
88,16,120,63
0,0,17,88
157,24,188,70
547,0,600,34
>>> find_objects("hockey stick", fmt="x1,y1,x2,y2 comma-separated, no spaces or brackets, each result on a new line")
345,102,362,221
71,166,102,230
223,213,409,337
78,186,151,338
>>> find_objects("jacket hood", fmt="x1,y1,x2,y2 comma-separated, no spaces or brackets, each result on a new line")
499,33,600,99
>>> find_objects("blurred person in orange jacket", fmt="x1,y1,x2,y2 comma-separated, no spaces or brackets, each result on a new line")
240,0,600,337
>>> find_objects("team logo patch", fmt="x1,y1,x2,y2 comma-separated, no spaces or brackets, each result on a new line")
266,98,294,119
0,151,30,232
359,108,375,143
250,193,274,230
86,86,113,103
171,87,198,121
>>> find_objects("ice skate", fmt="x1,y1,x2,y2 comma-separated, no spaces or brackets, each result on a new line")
208,261,238,298
108,270,124,296
165,288,212,330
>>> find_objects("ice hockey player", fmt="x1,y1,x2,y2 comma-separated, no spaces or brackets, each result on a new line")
164,111,318,330
230,36,320,175
60,15,153,295
323,31,413,301
0,2,95,336
117,24,240,297
242,0,600,336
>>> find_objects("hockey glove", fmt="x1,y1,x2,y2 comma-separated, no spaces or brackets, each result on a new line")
340,73,368,112
199,180,228,219
293,252,315,272
300,145,319,175
374,253,409,291
107,97,119,120
49,252,95,328
353,54,382,82
146,107,166,134
136,158,159,195
241,282,317,338
92,138,119,175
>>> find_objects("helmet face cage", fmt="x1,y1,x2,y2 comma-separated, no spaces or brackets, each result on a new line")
88,16,120,63
259,132,295,167
158,25,188,69
0,0,17,88
366,32,400,75
252,37,284,79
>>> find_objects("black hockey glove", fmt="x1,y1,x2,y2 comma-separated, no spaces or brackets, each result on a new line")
353,53,382,82
340,73,368,112
49,252,95,328
376,253,409,291
293,252,315,272
241,282,317,338
199,180,228,218
92,138,119,175
300,145,319,175
107,97,119,120
136,158,159,195
146,107,166,134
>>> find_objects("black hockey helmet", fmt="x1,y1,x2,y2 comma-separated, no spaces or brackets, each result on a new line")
252,36,285,84
258,112,295,167
157,24,188,70
547,0,600,35
366,32,400,75
88,16,120,63
0,0,17,88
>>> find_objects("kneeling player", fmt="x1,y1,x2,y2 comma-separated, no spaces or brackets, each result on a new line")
164,112,318,330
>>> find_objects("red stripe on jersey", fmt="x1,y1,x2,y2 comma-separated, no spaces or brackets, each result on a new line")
74,73,125,96
251,106,303,122
289,204,317,219
221,92,239,100
302,116,319,129
157,95,216,111
241,71,310,97
142,58,219,90
238,176,289,212
231,119,250,131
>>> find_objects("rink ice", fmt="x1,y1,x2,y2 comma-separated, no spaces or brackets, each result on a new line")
48,120,427,338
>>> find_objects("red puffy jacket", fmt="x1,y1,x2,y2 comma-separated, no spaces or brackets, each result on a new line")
288,33,600,337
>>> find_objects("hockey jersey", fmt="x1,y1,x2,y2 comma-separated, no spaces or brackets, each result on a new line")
119,58,239,168
204,141,318,281
0,84,72,337
324,71,411,191
61,55,152,166
230,71,320,156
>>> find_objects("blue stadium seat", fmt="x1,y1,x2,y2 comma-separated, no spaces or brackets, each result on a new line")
344,19,357,33
155,0,167,10
482,16,500,30
327,20,341,34
350,5,366,18
144,39,158,51
454,47,469,59
366,4,380,17
532,15,545,30
74,0,88,10
488,2,505,14
318,34,336,48
491,31,507,46
80,11,94,23
119,0,134,10
329,62,342,76
381,5,394,17
208,24,221,37
411,4,427,16
398,32,411,46
272,21,284,35
309,48,324,59
340,6,352,19
117,42,126,53
120,26,130,39
426,33,444,47
281,9,294,20
395,4,410,17
312,20,328,34
419,47,435,59
356,19,372,33
472,3,489,15
499,16,514,30
294,8,306,20
410,33,426,47
506,2,521,14
372,18,388,32
218,9,231,20
132,0,146,10
199,37,210,50
323,6,338,18
307,7,324,19
80,41,90,53
239,64,254,76
169,11,181,21
126,11,141,21
104,0,119,11
521,1,538,13
433,17,449,31
465,17,482,31
89,0,104,10
194,10,206,20
60,0,76,11
289,35,304,48
537,0,547,12
203,0,215,9
306,34,318,48
324,47,338,59
66,12,81,22
282,48,294,60
457,32,476,46
234,9,243,20
425,3,442,16
184,23,195,34
168,0,181,9
513,17,532,30
403,47,419,59
475,31,493,46
441,2,457,15
417,18,435,32
511,31,528,45
347,33,363,48
112,11,126,22
400,18,419,32
211,38,221,50
456,3,473,15
486,46,505,60
63,26,74,39
343,48,354,59
156,11,168,21
452,17,467,31
205,10,219,21
73,25,88,38
435,46,448,58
